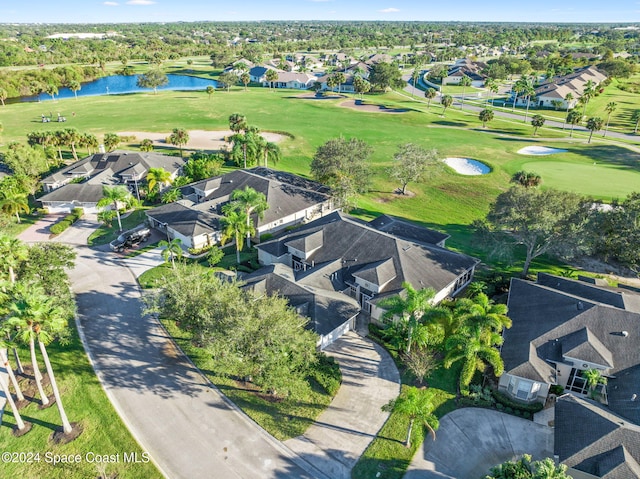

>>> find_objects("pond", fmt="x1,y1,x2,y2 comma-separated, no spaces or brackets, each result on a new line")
443,157,491,175
27,74,218,102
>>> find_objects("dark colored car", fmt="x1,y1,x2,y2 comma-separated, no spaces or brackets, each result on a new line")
109,227,151,252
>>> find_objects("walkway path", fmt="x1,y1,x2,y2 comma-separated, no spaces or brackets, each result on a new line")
284,332,400,479
404,408,554,479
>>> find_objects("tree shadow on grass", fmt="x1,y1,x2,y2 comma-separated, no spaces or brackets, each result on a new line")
432,120,468,127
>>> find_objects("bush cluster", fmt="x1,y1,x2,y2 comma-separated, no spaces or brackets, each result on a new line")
308,355,341,396
50,208,83,235
188,244,215,255
492,390,544,413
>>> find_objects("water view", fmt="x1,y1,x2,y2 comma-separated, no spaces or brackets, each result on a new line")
29,74,218,102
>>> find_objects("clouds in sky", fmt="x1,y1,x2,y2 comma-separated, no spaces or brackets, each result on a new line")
103,1,119,5
126,0,156,4
379,7,399,13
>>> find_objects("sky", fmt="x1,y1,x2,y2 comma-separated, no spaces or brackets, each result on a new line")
1,0,639,24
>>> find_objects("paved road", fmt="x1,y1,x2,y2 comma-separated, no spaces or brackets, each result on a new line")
401,75,640,146
405,408,554,479
61,220,322,479
285,332,400,479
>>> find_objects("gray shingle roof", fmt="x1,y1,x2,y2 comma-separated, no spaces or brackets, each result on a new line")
555,394,640,478
257,211,479,296
241,264,360,336
146,201,219,238
504,275,640,424
38,183,104,204
368,214,449,246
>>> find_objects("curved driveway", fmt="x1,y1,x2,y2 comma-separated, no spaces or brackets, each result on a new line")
41,218,399,479
404,408,554,479
63,221,321,479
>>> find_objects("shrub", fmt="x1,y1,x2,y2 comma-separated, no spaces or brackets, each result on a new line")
50,220,72,235
505,407,513,414
309,355,341,396
549,384,564,395
188,244,214,255
491,390,544,413
207,246,224,267
64,213,78,223
260,233,274,242
36,208,48,216
72,207,84,218
496,403,504,411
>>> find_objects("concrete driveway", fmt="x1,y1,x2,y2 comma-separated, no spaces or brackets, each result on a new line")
58,221,323,479
285,333,400,479
17,214,66,243
404,408,554,479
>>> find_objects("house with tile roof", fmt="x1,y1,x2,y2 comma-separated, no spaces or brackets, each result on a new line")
145,167,334,249
515,66,607,110
500,273,640,477
255,211,479,323
261,71,318,90
38,151,184,213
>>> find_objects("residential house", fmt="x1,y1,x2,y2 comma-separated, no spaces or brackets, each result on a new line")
248,65,279,83
223,58,255,75
364,53,394,66
515,66,607,109
555,394,640,479
500,273,640,405
255,211,479,323
242,263,361,349
145,167,334,249
442,58,488,87
262,71,318,90
39,151,184,213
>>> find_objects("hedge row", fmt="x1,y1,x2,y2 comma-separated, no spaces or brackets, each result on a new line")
50,208,83,235
491,390,544,413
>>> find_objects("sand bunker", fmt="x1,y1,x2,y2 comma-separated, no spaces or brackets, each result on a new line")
443,158,491,175
118,129,287,151
517,146,568,156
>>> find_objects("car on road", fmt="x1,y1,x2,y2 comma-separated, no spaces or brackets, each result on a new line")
109,226,151,252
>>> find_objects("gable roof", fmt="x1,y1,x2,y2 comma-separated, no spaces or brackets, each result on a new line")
534,65,607,100
504,274,640,424
146,201,220,238
555,395,640,478
39,183,104,204
241,263,360,336
41,151,184,186
257,211,479,297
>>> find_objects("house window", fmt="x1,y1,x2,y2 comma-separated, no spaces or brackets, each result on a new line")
516,379,534,400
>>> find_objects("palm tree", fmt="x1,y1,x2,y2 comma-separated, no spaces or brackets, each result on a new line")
444,328,505,392
169,128,189,158
140,138,154,152
411,67,421,97
240,72,250,91
161,187,181,204
562,92,574,129
0,329,25,401
260,141,281,168
603,101,617,137
425,88,436,110
333,72,346,94
632,110,640,134
220,207,250,264
45,83,58,101
6,286,50,407
0,87,7,106
441,95,453,117
230,186,268,249
586,117,604,143
532,458,572,479
205,85,215,100
228,113,248,133
379,283,439,354
580,80,596,117
0,233,28,285
62,128,81,161
0,364,28,432
511,79,525,112
68,80,81,100
266,69,278,90
567,110,582,138
479,109,494,128
381,387,439,448
0,189,29,223
146,167,173,195
582,368,607,399
511,171,542,188
97,185,133,231
531,115,545,136
158,238,183,269
103,132,120,152
453,293,511,338
459,76,472,110
80,132,99,155
8,288,74,433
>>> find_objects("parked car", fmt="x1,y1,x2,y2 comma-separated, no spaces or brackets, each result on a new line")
109,226,151,252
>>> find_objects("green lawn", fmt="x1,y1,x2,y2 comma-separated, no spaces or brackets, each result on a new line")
1,323,161,479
